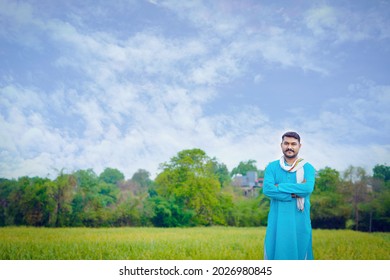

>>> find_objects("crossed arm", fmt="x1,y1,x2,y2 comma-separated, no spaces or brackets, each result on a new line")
262,163,315,201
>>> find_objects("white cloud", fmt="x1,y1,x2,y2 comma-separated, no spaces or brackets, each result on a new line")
254,74,263,84
305,141,390,176
305,4,390,43
155,0,245,37
1,0,389,180
153,0,328,74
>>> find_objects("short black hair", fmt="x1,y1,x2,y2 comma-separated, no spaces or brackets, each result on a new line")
282,131,301,143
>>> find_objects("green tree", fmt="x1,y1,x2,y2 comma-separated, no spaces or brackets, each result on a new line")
230,195,268,227
310,167,350,229
14,177,56,226
342,166,370,231
211,158,231,187
230,160,258,177
112,195,143,226
155,148,222,226
7,177,30,225
373,164,390,182
0,178,17,226
131,169,154,191
99,167,125,185
315,167,340,193
368,186,390,231
147,196,194,227
72,169,119,226
51,172,77,227
71,169,99,226
361,164,390,231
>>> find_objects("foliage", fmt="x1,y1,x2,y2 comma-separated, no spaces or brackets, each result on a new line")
211,158,231,187
311,167,349,229
155,149,223,226
230,195,268,227
315,167,340,193
230,159,258,177
131,169,154,189
99,167,125,185
0,149,389,232
373,164,390,182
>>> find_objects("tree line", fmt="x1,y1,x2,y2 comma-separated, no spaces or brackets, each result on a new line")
0,148,389,231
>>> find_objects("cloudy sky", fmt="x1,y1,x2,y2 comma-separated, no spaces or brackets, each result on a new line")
1,0,389,179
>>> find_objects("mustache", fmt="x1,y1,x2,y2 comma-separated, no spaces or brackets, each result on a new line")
285,149,294,152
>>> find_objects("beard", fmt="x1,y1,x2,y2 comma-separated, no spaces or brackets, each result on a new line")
283,149,298,159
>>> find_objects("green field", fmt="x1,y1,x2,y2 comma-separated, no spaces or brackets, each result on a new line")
0,227,389,260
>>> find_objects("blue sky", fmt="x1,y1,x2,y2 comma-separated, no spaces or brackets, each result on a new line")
1,0,389,179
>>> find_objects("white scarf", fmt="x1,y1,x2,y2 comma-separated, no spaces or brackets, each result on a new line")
279,157,306,211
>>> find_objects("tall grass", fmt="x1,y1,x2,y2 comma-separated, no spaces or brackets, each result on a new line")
0,227,388,260
313,229,390,260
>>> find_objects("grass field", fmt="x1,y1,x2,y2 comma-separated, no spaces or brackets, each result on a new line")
0,227,389,260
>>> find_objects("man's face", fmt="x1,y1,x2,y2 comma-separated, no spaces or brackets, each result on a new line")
281,136,301,159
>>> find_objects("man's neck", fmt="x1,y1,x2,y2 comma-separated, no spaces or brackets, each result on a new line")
284,156,298,166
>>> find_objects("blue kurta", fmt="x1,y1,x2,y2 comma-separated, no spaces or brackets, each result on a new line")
263,159,316,260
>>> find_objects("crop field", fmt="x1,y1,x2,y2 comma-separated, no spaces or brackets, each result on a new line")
0,227,389,260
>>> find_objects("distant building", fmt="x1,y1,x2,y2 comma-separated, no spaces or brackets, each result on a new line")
232,171,263,197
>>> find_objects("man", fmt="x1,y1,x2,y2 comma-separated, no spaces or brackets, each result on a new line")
263,131,316,260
